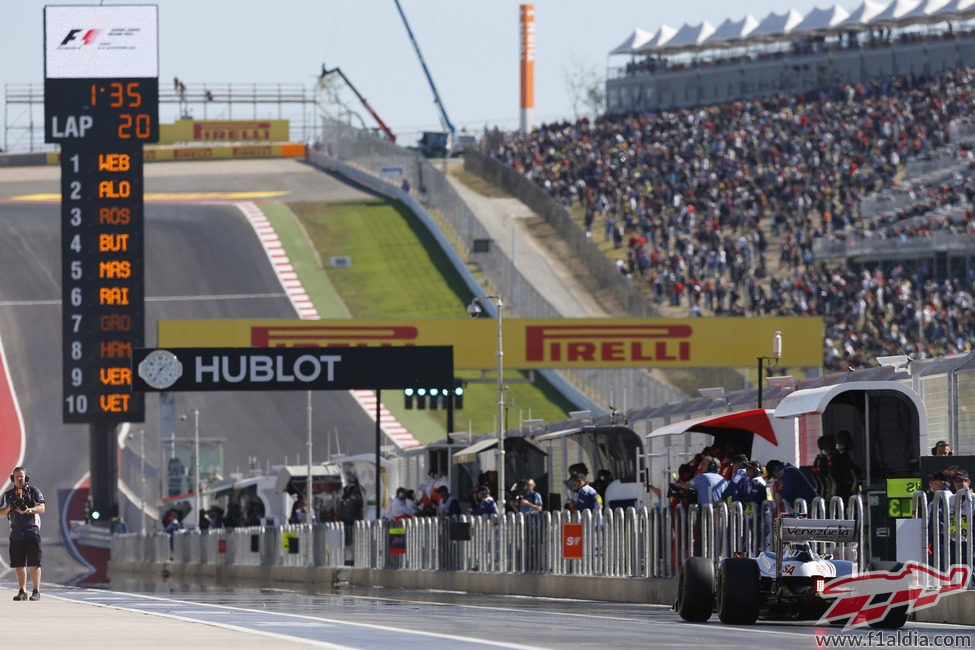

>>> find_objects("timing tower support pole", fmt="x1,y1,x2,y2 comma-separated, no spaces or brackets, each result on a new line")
375,389,381,520
88,422,118,522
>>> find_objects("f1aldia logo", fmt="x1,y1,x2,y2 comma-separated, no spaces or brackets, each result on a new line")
820,562,971,629
59,29,100,47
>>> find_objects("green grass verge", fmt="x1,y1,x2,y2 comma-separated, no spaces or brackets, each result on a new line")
259,203,350,318
290,200,473,319
262,199,575,444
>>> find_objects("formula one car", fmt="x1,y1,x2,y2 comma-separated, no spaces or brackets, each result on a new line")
675,517,908,628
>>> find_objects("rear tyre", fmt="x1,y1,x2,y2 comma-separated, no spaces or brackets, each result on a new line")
865,561,908,629
676,556,714,622
717,558,761,624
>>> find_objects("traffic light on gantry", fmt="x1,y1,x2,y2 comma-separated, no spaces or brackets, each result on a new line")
453,378,465,409
404,387,414,409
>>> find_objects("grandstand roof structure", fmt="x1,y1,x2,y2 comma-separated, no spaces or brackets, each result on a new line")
611,0,975,56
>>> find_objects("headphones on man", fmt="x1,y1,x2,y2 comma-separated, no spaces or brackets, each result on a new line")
931,441,953,456
9,467,29,483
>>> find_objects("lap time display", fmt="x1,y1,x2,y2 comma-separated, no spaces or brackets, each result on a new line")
45,78,158,144
45,77,158,424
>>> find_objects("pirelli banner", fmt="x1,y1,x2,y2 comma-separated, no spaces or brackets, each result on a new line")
144,143,305,161
157,119,290,145
157,317,823,369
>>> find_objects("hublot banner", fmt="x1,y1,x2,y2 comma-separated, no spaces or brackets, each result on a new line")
131,346,453,392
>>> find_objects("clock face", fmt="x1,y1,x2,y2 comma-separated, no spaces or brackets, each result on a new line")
137,350,183,390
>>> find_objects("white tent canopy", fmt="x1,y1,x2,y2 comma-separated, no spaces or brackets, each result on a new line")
900,0,954,24
660,20,717,51
610,28,654,55
871,0,924,24
792,3,852,33
609,0,973,56
705,14,760,45
934,0,975,19
640,24,678,51
841,0,892,28
751,8,805,38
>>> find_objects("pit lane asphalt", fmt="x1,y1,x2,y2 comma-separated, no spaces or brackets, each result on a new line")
7,581,975,648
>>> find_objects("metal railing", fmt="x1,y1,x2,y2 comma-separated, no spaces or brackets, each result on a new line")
119,492,959,582
111,504,781,578
813,229,975,261
114,490,975,591
925,487,974,577
114,522,350,569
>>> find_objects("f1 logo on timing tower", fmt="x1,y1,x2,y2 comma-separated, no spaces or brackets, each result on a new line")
59,28,100,47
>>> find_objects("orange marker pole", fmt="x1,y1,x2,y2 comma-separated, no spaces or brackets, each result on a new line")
520,5,535,134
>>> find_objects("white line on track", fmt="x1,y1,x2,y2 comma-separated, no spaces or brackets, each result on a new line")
45,590,352,649
49,589,552,650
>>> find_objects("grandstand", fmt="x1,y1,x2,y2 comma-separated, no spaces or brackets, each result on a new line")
607,1,975,111
485,3,975,373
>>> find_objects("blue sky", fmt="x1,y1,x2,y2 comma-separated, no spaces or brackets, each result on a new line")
3,1,863,150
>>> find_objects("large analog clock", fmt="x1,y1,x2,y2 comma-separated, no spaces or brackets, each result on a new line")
137,349,183,390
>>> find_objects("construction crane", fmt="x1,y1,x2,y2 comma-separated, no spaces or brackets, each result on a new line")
319,64,396,143
393,0,455,157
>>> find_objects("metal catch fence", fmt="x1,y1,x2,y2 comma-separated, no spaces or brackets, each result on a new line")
112,491,973,587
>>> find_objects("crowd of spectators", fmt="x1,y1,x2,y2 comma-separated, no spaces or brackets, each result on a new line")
845,165,975,240
490,67,975,370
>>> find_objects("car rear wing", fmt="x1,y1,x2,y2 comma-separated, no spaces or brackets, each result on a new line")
775,518,858,586
778,518,857,543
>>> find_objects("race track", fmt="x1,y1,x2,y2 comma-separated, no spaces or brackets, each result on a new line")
0,159,382,581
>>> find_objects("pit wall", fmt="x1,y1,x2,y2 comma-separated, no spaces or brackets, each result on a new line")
108,560,974,625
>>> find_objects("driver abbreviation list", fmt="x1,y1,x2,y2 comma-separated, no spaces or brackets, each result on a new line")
59,144,145,421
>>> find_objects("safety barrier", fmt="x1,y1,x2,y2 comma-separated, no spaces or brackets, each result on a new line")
115,523,348,569
345,499,856,578
924,487,973,576
113,492,973,583
113,531,171,564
